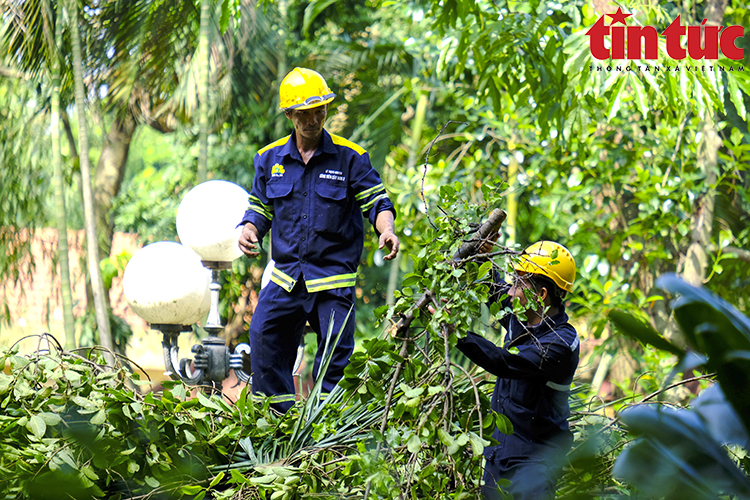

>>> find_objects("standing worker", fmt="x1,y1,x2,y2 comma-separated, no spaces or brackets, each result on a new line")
444,240,579,499
238,67,399,413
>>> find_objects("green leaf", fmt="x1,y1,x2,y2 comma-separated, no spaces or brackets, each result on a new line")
248,473,277,485
438,428,459,455
230,469,248,485
631,75,649,116
27,414,46,439
181,485,203,495
81,465,99,481
209,472,225,488
128,461,140,474
607,75,628,121
72,396,96,410
730,128,743,147
90,409,106,425
401,273,422,287
38,412,62,426
57,449,77,469
494,413,514,435
727,76,747,120
608,309,685,356
478,261,493,279
184,429,197,444
302,0,338,36
679,68,689,102
407,433,421,454
469,432,489,456
197,392,222,412
219,0,232,35
268,466,296,478
130,402,143,417
145,476,160,488
402,385,424,398
440,184,455,198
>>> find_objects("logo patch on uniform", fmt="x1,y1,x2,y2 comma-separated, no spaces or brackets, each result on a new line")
271,163,285,177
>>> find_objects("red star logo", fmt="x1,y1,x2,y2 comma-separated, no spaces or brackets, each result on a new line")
607,7,632,25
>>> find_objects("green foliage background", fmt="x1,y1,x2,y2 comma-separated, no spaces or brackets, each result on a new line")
1,0,750,497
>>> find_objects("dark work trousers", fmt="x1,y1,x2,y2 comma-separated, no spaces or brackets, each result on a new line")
249,279,355,413
481,437,569,500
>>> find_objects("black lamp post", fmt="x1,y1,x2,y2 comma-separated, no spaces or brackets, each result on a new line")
123,180,252,390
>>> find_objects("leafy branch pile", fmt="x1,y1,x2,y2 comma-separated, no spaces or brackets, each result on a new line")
0,337,236,499
0,196,513,500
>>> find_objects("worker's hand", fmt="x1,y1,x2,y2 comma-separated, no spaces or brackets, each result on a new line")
427,298,452,316
479,230,501,254
239,223,261,258
379,231,400,261
427,299,456,337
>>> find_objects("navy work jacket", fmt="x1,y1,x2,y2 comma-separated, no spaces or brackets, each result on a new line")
240,129,395,293
457,280,579,458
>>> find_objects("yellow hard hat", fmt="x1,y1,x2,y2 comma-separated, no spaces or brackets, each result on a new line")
279,67,336,111
513,241,576,293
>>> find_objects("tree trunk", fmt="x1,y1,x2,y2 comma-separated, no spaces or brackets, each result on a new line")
69,0,114,363
94,113,137,261
197,0,210,183
679,0,727,286
50,0,76,350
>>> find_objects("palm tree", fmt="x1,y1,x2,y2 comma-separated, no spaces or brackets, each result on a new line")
68,0,115,360
48,0,76,349
1,0,77,345
197,0,211,183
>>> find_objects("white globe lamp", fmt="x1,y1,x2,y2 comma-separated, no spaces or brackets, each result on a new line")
176,180,249,264
123,242,211,326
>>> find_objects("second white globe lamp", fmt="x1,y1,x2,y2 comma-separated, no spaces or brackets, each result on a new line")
176,180,250,263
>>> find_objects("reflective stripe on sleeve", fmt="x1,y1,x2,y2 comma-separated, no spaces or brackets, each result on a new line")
249,195,273,213
248,205,273,221
360,193,389,213
355,183,385,202
546,380,571,392
569,336,580,351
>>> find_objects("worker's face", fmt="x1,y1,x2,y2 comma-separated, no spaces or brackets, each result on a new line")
508,271,534,308
285,104,327,142
508,270,549,312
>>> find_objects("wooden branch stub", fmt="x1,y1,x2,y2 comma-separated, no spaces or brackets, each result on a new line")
386,208,506,339
452,208,507,262
388,290,435,338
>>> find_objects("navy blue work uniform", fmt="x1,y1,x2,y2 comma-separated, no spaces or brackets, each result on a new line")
240,129,395,412
457,279,579,500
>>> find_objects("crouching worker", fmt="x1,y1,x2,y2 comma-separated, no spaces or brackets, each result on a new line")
456,240,579,500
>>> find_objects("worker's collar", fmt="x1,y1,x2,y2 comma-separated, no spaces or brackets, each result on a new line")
282,129,338,162
508,307,569,345
527,307,568,331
